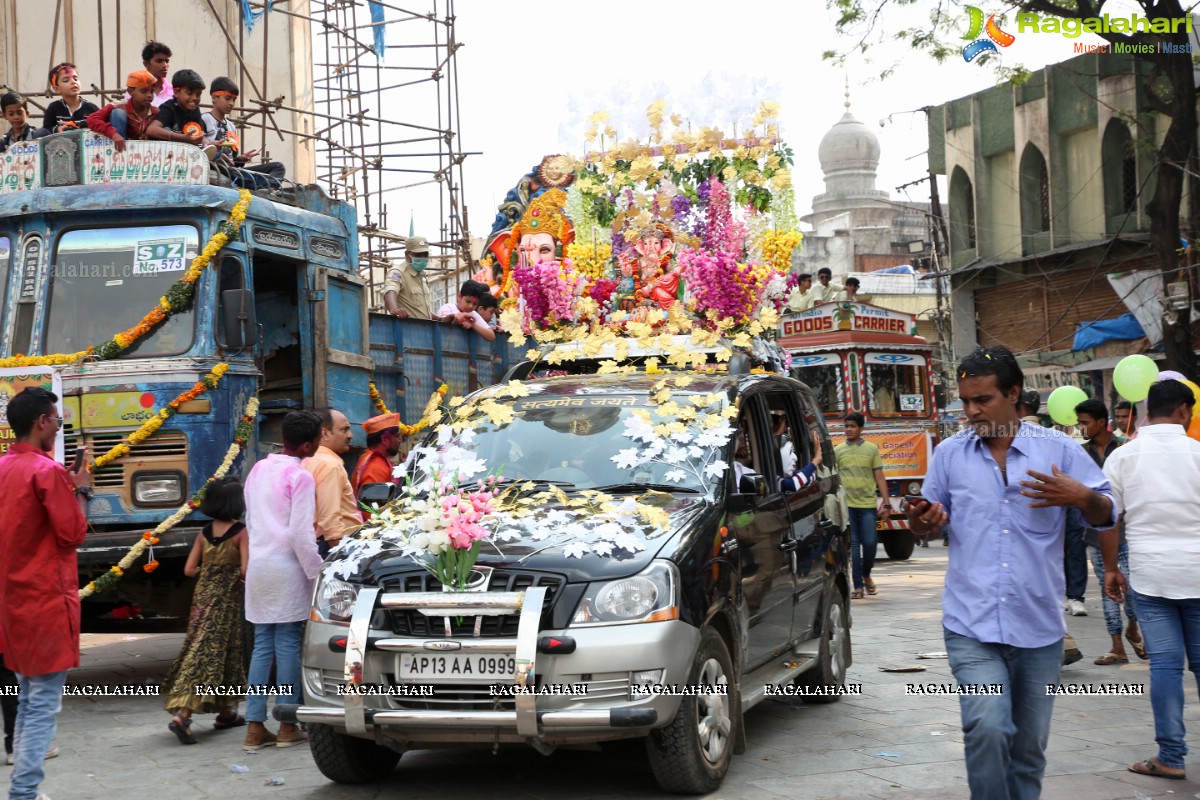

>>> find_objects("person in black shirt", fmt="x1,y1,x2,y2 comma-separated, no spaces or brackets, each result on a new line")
43,63,99,133
147,69,205,146
0,93,46,154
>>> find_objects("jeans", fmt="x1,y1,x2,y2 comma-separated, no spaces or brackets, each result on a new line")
848,506,878,590
944,628,1062,800
1087,544,1135,635
109,108,129,138
1063,508,1087,601
1131,593,1200,770
245,621,304,724
9,670,67,800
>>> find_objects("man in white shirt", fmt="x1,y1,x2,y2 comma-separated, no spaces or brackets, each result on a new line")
787,273,815,313
812,267,842,304
242,410,324,751
1101,379,1200,782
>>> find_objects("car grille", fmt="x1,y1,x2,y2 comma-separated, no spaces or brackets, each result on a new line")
376,569,564,638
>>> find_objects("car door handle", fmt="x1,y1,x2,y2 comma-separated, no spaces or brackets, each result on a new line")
779,538,799,553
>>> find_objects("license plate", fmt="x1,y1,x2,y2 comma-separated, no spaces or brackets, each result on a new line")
399,653,516,683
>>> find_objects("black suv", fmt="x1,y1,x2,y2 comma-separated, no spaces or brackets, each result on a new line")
282,367,851,794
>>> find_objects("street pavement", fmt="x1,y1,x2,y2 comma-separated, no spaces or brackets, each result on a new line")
16,545,1200,800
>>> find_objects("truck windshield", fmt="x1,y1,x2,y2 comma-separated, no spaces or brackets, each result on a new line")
45,225,199,358
866,353,929,416
433,397,715,493
793,363,844,415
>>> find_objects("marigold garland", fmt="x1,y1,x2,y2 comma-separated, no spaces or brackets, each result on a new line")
0,190,252,370
399,384,449,437
91,363,230,471
80,395,259,599
368,381,390,415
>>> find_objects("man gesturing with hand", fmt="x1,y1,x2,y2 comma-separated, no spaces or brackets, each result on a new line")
907,347,1114,800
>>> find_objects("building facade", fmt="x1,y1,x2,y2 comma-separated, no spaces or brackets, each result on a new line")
927,51,1181,402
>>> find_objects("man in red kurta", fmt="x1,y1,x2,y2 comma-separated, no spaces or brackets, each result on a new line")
0,387,90,800
351,412,401,500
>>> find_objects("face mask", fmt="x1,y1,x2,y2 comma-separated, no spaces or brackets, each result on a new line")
411,257,429,271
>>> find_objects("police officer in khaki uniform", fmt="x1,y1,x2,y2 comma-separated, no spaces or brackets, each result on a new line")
383,235,434,320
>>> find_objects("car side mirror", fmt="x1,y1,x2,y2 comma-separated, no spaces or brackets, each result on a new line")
359,482,399,507
221,288,259,348
729,474,768,512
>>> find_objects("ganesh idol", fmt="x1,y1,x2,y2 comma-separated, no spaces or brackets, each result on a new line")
617,223,683,316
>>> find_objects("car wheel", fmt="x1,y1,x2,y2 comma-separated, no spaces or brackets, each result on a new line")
795,591,850,703
882,530,915,560
645,627,736,794
309,723,401,784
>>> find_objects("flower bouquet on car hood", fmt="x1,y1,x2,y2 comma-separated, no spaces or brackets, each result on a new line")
351,428,502,592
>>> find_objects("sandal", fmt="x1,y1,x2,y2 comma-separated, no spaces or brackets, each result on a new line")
1093,652,1128,665
1128,758,1185,780
864,579,878,596
1126,630,1148,661
213,713,246,729
168,713,198,745
851,589,865,599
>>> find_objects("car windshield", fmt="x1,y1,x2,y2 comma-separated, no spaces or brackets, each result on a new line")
44,225,199,358
425,394,723,493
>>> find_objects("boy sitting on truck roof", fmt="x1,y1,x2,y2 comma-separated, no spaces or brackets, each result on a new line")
0,93,46,154
147,69,206,147
202,76,286,189
87,70,159,152
43,63,99,133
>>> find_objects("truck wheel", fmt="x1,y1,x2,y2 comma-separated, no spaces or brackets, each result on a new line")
794,590,850,703
309,723,401,784
882,530,915,560
645,627,736,794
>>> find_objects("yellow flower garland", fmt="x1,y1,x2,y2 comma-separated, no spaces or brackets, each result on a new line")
368,381,390,415
79,395,259,599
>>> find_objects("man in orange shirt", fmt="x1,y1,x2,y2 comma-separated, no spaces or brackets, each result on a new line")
305,407,361,556
351,412,402,499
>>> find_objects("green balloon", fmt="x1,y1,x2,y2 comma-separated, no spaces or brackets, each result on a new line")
1047,386,1088,426
1113,354,1159,402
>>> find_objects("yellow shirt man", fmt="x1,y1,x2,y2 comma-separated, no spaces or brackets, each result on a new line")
304,445,361,546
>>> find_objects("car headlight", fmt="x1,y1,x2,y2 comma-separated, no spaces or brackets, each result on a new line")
132,473,184,505
571,561,679,627
905,480,922,496
312,573,360,625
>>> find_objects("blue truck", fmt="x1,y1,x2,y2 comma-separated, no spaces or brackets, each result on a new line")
0,131,516,623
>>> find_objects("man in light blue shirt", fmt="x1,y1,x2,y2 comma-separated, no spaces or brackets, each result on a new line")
908,346,1114,800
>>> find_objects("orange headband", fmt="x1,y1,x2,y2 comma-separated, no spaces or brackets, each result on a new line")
211,91,237,98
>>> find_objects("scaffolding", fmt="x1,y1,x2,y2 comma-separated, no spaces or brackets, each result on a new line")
8,0,474,308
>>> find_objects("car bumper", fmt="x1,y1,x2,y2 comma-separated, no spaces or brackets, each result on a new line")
286,586,700,745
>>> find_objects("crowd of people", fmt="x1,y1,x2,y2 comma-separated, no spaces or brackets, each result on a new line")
0,391,409,800
0,41,285,190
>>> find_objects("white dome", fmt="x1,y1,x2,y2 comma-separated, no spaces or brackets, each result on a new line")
817,110,881,174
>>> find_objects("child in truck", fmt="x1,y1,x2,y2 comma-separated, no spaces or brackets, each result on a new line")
202,76,286,189
43,63,99,132
436,279,495,342
0,93,46,154
86,70,159,152
147,69,206,147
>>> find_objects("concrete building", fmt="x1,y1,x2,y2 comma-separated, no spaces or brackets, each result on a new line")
926,51,1181,402
0,0,317,182
794,88,935,282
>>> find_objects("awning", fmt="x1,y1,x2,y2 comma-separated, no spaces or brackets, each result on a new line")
921,234,1152,279
1064,352,1165,373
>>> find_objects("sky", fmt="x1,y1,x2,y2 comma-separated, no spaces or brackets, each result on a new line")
383,0,1150,245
